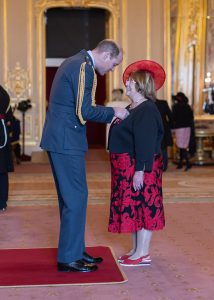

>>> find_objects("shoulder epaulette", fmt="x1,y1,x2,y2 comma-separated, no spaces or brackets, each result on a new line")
76,61,97,125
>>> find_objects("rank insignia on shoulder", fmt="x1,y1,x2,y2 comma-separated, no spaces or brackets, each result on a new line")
85,56,92,65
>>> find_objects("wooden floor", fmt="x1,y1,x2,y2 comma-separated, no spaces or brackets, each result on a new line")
0,149,214,300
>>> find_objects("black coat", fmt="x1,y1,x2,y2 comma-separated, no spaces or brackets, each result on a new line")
108,100,164,172
172,101,196,155
155,99,173,148
0,86,14,173
172,102,193,128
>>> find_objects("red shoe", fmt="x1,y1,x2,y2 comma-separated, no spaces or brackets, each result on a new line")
118,254,130,262
120,254,151,266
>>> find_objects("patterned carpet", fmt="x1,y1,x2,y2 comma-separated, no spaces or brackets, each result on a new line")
1,150,214,299
9,152,214,206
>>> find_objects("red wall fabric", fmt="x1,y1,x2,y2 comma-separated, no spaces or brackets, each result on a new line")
46,67,58,104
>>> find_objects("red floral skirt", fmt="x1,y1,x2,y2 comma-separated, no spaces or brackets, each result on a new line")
108,153,165,233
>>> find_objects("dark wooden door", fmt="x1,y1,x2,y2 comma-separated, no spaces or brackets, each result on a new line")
45,8,108,148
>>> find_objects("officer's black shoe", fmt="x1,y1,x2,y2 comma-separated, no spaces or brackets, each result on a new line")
57,260,98,272
0,207,6,212
82,251,103,264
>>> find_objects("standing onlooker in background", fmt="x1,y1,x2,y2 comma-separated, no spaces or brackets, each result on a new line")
0,85,14,212
172,92,194,171
112,88,124,102
155,99,173,171
10,111,21,164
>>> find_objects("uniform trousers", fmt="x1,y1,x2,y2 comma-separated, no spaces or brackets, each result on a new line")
48,151,88,263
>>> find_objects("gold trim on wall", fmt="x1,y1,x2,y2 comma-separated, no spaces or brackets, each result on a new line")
3,0,8,84
34,0,120,138
121,0,127,77
174,0,182,93
27,0,33,98
146,0,151,59
174,0,207,115
197,0,207,115
164,0,172,104
2,0,35,148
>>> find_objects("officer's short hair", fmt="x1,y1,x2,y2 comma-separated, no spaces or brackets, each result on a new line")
95,39,121,58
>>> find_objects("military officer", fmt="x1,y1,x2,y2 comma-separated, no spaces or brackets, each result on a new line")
40,39,128,272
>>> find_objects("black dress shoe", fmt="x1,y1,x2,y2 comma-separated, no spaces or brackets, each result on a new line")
57,260,98,272
82,251,103,264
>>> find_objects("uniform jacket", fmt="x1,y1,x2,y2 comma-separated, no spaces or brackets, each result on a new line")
40,49,114,154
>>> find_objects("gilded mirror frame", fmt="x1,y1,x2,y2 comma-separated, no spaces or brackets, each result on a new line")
171,0,213,119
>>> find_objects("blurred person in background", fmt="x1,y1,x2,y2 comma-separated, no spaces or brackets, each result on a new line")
172,92,194,171
0,85,14,212
155,98,173,171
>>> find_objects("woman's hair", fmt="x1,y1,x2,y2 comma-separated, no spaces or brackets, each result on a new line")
130,70,156,100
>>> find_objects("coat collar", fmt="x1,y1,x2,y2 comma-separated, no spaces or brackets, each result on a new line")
80,49,94,67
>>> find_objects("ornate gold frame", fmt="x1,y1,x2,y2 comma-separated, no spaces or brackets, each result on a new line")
174,0,207,115
164,0,172,104
34,0,120,137
3,0,8,84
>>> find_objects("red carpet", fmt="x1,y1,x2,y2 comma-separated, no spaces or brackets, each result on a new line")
0,246,127,287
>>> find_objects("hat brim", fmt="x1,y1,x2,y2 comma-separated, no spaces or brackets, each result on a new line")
123,60,166,91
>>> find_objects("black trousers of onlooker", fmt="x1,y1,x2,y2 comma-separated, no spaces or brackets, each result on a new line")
177,148,191,171
13,143,21,164
0,172,8,209
161,147,168,171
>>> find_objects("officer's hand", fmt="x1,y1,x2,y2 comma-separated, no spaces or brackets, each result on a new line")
113,107,129,120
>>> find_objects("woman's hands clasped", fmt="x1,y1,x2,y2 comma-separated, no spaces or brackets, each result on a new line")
133,170,144,191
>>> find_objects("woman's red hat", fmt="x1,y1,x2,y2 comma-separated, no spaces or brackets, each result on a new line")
123,60,166,91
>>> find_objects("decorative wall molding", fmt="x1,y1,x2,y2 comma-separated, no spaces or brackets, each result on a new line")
27,0,33,96
206,0,214,77
186,0,201,47
174,0,207,114
3,0,8,84
5,62,31,101
35,0,119,16
146,0,151,59
164,0,171,105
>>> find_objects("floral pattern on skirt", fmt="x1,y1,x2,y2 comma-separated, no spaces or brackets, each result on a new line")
108,153,165,233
